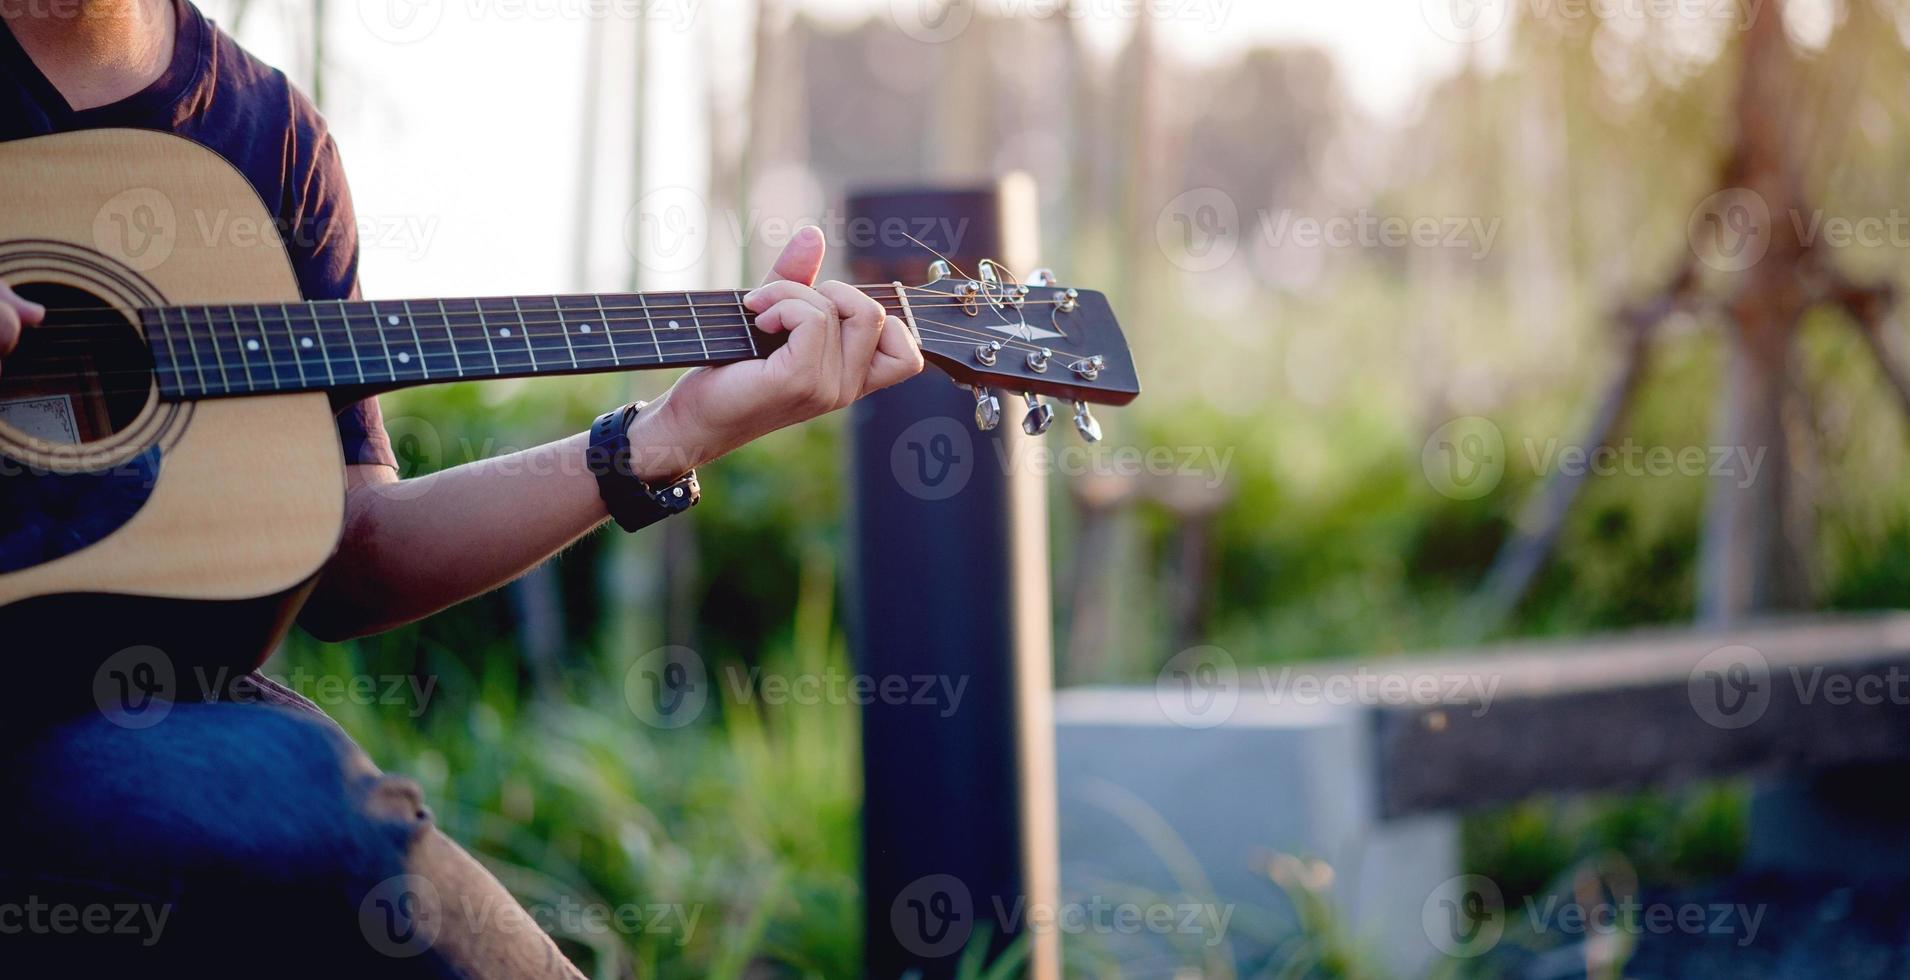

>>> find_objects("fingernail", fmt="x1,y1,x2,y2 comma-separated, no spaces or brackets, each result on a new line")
742,288,761,306
796,226,821,245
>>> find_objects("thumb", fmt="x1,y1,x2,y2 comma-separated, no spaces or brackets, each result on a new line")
762,226,826,286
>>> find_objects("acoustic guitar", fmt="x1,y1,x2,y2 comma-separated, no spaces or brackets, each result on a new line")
0,129,1139,685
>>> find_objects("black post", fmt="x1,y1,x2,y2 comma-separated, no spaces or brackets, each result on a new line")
846,183,1059,979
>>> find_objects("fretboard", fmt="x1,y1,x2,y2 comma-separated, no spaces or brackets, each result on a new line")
144,291,782,399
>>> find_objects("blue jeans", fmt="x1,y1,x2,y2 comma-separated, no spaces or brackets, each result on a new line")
0,693,582,977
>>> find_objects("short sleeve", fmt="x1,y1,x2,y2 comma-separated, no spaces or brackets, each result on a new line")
285,104,397,469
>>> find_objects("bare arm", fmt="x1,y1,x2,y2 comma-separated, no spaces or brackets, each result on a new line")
296,227,922,641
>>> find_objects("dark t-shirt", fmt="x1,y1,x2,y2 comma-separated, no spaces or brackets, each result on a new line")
0,0,394,468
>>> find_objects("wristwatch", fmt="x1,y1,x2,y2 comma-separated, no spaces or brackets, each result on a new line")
587,401,700,532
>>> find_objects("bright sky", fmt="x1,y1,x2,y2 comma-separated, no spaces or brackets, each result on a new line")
197,0,1487,301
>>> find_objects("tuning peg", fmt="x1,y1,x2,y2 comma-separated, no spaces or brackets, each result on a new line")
1026,268,1057,286
1021,393,1055,436
972,387,1002,431
1072,400,1102,443
927,259,952,282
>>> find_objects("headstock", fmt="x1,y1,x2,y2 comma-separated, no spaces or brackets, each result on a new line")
896,263,1140,442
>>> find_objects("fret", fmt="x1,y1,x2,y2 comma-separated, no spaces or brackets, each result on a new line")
311,301,364,385
588,294,622,365
224,306,265,391
258,303,302,390
681,292,711,361
340,300,396,384
561,294,616,367
372,302,428,383
737,290,759,359
180,307,224,393
692,290,754,356
631,293,665,363
404,300,457,380
290,302,334,386
517,296,575,373
443,299,498,376
474,298,532,374
151,306,184,396
435,298,465,378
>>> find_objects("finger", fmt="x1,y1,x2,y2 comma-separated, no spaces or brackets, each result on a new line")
0,307,19,359
753,297,830,346
760,225,826,287
0,282,43,331
863,315,926,393
816,281,885,402
742,279,831,321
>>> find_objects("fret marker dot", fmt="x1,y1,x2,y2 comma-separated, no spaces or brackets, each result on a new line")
398,351,412,364
579,324,592,333
387,315,399,326
245,339,260,352
301,337,314,349
668,320,681,329
499,328,511,337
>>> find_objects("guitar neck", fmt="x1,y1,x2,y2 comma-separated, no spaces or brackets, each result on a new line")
143,287,908,399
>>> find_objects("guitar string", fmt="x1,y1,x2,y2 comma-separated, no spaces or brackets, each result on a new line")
18,310,1082,374
1,318,1106,394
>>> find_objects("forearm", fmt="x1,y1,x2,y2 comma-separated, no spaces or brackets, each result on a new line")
299,402,701,641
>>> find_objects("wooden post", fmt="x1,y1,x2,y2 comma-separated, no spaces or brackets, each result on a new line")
846,180,1060,980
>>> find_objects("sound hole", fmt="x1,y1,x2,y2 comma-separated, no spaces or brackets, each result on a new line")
0,283,153,445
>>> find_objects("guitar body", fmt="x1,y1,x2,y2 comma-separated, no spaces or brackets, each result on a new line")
0,130,344,680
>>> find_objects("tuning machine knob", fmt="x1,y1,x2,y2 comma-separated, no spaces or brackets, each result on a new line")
927,259,953,282
1071,401,1102,443
974,340,1001,365
1026,347,1051,373
1026,268,1058,286
1021,393,1055,436
971,387,1002,431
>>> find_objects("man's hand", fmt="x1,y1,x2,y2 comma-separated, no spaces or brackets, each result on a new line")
0,281,47,376
634,226,925,476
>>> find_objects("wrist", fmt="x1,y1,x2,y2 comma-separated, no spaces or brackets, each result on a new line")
622,394,714,483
